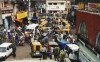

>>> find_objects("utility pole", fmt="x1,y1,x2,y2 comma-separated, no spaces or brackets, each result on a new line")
28,0,31,20
28,0,31,13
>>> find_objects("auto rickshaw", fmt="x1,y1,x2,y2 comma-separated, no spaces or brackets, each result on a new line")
65,44,80,62
39,21,48,27
30,42,42,58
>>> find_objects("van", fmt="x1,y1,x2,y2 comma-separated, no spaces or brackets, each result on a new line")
0,43,13,60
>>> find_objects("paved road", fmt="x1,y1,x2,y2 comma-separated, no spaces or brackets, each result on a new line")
5,58,58,62
5,43,58,62
5,58,71,62
5,43,71,62
6,43,31,61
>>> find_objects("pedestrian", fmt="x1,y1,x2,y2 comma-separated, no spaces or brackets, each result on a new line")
15,34,19,46
12,44,16,58
60,50,66,62
56,47,60,61
53,47,60,61
47,45,52,59
41,46,47,59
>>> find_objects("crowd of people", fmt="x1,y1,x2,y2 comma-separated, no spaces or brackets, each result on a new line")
0,11,78,62
32,15,78,62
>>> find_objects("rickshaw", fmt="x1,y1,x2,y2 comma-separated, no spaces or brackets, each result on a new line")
39,21,48,27
48,41,58,48
30,42,42,58
65,44,80,62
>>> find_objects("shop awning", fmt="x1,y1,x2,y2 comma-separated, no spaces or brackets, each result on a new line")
16,11,28,20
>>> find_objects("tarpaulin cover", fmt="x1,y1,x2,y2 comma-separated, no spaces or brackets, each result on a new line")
32,17,38,21
58,39,69,50
17,11,28,20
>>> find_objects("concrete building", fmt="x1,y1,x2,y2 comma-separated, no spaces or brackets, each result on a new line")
65,0,71,14
76,10,100,62
46,0,71,15
0,1,14,29
46,0,66,13
0,1,13,19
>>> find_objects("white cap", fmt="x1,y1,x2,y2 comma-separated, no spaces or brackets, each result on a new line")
7,30,10,32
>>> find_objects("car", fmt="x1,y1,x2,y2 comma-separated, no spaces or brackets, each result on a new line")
0,43,13,60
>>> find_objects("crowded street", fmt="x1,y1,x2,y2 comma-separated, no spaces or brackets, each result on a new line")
6,44,70,62
0,0,100,62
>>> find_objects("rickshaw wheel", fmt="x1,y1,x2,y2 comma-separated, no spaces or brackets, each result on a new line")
30,52,34,58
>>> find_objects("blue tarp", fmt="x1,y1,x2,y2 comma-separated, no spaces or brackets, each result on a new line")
32,17,38,21
31,17,38,23
58,39,70,50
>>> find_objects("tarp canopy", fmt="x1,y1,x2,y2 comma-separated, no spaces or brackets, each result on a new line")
58,39,69,50
66,44,79,51
49,41,58,47
32,17,38,21
26,24,39,30
17,11,28,20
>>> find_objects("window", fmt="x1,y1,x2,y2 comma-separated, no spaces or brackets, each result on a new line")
2,3,4,8
48,3,52,5
49,11,52,13
4,2,8,7
68,3,69,5
79,22,88,38
0,47,6,52
54,11,57,13
96,32,100,48
61,3,64,5
36,45,40,51
53,3,57,5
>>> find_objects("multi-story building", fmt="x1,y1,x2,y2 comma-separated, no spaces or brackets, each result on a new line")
66,0,71,14
46,0,66,13
0,1,13,19
76,10,100,62
46,0,71,19
0,1,14,29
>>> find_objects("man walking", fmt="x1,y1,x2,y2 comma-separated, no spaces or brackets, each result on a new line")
53,47,60,61
12,44,16,58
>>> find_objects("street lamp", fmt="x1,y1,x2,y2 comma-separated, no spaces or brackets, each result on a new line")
24,0,31,20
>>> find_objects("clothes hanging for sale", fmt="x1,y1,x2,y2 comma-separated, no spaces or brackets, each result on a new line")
4,18,9,30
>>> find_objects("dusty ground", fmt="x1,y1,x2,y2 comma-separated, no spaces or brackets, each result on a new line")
6,43,31,61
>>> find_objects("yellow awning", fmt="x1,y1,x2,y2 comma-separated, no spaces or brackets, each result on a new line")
17,11,28,20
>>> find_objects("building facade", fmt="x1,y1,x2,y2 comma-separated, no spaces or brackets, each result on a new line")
75,10,100,59
0,1,14,29
46,0,66,13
